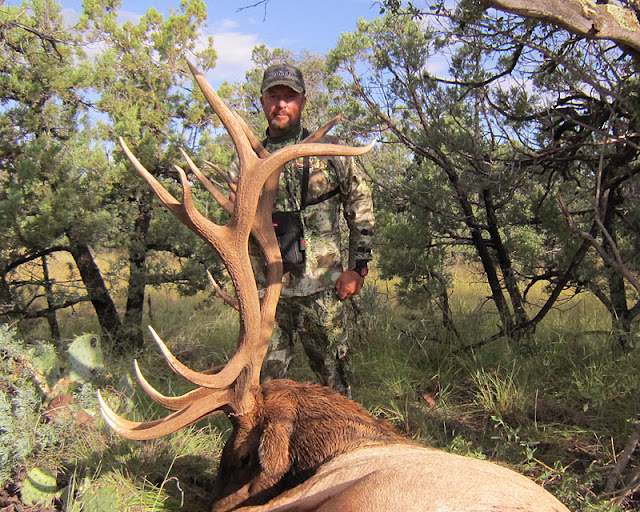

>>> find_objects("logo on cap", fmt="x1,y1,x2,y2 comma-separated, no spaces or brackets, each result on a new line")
261,64,305,94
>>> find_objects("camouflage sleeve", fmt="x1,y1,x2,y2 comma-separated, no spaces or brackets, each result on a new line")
334,155,375,269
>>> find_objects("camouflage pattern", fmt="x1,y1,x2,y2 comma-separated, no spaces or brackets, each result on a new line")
227,124,374,396
262,289,353,398
229,125,375,297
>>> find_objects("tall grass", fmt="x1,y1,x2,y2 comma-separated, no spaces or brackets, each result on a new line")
349,275,637,512
3,265,638,511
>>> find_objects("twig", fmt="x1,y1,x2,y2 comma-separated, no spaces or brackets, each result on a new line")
605,416,640,495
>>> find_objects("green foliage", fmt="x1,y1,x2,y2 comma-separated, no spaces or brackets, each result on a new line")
352,285,638,510
21,467,58,507
0,317,228,510
80,483,120,512
0,0,233,347
5,274,640,510
328,1,640,354
0,326,99,483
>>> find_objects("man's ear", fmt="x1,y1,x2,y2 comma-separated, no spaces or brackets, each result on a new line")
300,94,307,111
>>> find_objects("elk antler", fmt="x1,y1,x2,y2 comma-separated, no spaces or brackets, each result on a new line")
98,60,374,440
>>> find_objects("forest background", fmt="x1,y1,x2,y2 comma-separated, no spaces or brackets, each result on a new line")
2,0,640,510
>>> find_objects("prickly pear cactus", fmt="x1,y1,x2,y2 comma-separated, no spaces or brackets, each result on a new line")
82,484,120,512
28,343,60,390
20,467,57,506
67,334,104,383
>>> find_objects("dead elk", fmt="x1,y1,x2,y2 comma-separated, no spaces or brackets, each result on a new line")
211,379,405,511
99,61,570,512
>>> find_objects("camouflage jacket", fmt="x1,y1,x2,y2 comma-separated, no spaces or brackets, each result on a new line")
228,124,374,298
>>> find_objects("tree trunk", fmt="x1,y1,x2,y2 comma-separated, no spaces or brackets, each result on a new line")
123,190,152,350
602,187,633,349
66,228,125,347
483,189,533,349
440,159,515,338
41,255,60,341
430,271,460,341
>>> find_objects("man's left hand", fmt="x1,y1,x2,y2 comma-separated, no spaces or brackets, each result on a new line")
335,270,365,300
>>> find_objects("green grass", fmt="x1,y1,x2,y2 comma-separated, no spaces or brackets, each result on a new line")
348,280,638,512
3,274,640,511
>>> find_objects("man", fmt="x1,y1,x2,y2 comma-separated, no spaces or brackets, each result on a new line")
232,63,374,398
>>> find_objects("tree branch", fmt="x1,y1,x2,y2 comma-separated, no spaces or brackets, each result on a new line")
478,0,640,56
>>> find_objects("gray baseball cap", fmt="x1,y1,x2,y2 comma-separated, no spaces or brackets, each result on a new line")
261,63,305,94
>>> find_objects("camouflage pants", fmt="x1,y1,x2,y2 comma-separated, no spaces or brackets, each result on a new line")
261,289,353,398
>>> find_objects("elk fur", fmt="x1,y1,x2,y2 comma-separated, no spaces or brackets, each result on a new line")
211,379,570,512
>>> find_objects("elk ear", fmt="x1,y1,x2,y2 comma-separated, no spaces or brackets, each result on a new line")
258,418,294,478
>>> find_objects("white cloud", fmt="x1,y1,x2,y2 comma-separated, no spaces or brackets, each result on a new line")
208,27,260,84
117,9,143,25
60,6,258,85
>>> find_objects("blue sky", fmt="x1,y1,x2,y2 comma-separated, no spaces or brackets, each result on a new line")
47,0,380,85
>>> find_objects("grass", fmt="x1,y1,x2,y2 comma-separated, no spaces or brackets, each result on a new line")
349,277,638,512
2,268,640,511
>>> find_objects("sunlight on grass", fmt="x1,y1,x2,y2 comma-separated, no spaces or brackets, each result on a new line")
5,258,639,511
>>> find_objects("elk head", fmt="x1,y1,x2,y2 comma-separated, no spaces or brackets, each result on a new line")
98,61,375,510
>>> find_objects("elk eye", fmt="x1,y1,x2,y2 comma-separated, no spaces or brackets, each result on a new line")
240,453,251,467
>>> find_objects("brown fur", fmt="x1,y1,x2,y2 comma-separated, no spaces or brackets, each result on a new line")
211,379,405,511
230,444,571,512
210,379,570,512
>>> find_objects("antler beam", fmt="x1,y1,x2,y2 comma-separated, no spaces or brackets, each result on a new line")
99,60,374,439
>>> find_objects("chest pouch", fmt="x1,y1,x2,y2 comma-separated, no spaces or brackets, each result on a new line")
266,133,339,267
272,211,306,266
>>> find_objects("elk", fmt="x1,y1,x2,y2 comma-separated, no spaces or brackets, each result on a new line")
99,61,571,512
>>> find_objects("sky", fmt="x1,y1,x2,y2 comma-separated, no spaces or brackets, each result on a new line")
44,0,381,86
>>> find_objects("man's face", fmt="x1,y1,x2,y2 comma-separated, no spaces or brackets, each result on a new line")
260,85,307,137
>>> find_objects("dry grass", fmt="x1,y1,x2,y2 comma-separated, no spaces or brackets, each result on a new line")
5,257,639,511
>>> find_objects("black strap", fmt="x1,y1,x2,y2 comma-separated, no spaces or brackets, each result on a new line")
300,156,310,210
264,127,337,211
306,186,339,207
299,128,310,210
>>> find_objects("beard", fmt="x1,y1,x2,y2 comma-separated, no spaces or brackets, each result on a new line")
270,117,293,131
267,112,301,137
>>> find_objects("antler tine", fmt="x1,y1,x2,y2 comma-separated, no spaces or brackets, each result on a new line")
146,326,251,389
98,390,229,440
119,137,189,224
302,114,344,144
230,109,269,158
252,141,376,192
134,360,217,411
178,148,233,216
120,138,227,248
187,60,257,167
207,269,239,310
204,159,236,190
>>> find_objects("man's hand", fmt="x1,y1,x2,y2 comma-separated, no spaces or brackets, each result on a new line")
335,270,365,300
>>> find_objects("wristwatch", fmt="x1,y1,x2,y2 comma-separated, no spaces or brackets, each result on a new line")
353,261,369,278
